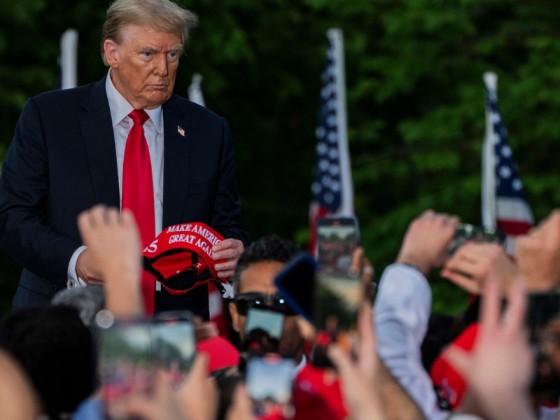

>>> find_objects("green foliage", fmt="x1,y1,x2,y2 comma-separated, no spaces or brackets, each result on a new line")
2,0,560,317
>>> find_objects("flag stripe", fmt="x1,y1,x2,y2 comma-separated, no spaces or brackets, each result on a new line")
496,197,533,222
496,220,532,236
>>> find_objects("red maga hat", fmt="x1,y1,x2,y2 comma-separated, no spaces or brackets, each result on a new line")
143,222,234,298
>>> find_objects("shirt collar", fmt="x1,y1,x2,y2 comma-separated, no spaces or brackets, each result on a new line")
105,70,163,133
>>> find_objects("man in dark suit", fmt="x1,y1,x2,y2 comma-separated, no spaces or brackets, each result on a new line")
0,0,249,318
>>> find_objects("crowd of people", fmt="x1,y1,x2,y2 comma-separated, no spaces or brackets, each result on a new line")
0,0,558,419
0,205,558,419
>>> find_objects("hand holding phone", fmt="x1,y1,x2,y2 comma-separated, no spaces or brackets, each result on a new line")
448,223,506,255
275,215,365,368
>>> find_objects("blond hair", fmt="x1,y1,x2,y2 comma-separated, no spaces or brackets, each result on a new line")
101,0,198,65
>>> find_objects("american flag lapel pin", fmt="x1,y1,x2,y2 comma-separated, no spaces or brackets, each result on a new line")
177,126,185,137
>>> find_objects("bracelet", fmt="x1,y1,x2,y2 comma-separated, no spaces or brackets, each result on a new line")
398,261,424,275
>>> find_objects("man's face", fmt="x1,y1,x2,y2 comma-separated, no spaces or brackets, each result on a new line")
103,24,183,110
229,261,304,361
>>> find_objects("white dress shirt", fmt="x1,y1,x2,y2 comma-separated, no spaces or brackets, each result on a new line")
67,71,164,288
374,263,449,420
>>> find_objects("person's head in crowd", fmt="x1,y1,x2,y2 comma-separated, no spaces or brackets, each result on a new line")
0,350,42,419
0,305,96,419
101,0,198,110
229,235,304,361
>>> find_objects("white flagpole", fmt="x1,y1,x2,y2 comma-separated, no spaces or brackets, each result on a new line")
188,73,205,107
60,29,78,89
328,28,354,217
482,72,497,230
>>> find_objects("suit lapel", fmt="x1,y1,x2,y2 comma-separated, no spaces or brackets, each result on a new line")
162,97,191,227
79,77,120,208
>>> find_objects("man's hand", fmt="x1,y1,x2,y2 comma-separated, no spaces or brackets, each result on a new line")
441,242,518,295
77,205,144,317
77,206,142,282
396,209,459,276
75,249,104,285
212,238,244,278
516,209,560,291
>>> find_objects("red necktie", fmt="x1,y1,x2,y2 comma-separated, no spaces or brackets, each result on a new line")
122,109,156,315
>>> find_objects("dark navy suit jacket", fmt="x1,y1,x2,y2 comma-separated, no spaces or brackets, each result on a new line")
0,76,249,315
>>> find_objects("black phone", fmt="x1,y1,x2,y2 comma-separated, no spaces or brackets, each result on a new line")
274,252,317,324
275,222,364,367
448,223,506,255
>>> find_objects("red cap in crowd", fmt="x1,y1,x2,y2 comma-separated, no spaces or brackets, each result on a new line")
430,323,480,409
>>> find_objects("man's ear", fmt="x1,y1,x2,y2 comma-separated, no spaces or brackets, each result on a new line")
103,39,120,68
229,301,241,333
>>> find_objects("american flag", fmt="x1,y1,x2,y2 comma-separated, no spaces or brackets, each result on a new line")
482,72,533,253
309,29,354,253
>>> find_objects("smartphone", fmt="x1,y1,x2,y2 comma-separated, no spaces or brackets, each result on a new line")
97,316,155,418
151,310,196,387
245,355,296,420
315,216,359,278
448,223,506,255
275,239,363,367
526,292,560,402
243,307,285,356
313,216,362,366
274,252,317,324
315,216,361,329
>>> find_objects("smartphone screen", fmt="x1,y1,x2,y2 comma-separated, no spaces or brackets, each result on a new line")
151,310,196,387
243,307,285,357
246,355,296,420
526,292,560,402
246,307,285,339
316,217,358,331
313,217,361,366
97,317,155,417
315,216,359,279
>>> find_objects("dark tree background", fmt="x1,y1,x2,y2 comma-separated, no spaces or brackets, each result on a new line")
1,0,560,315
